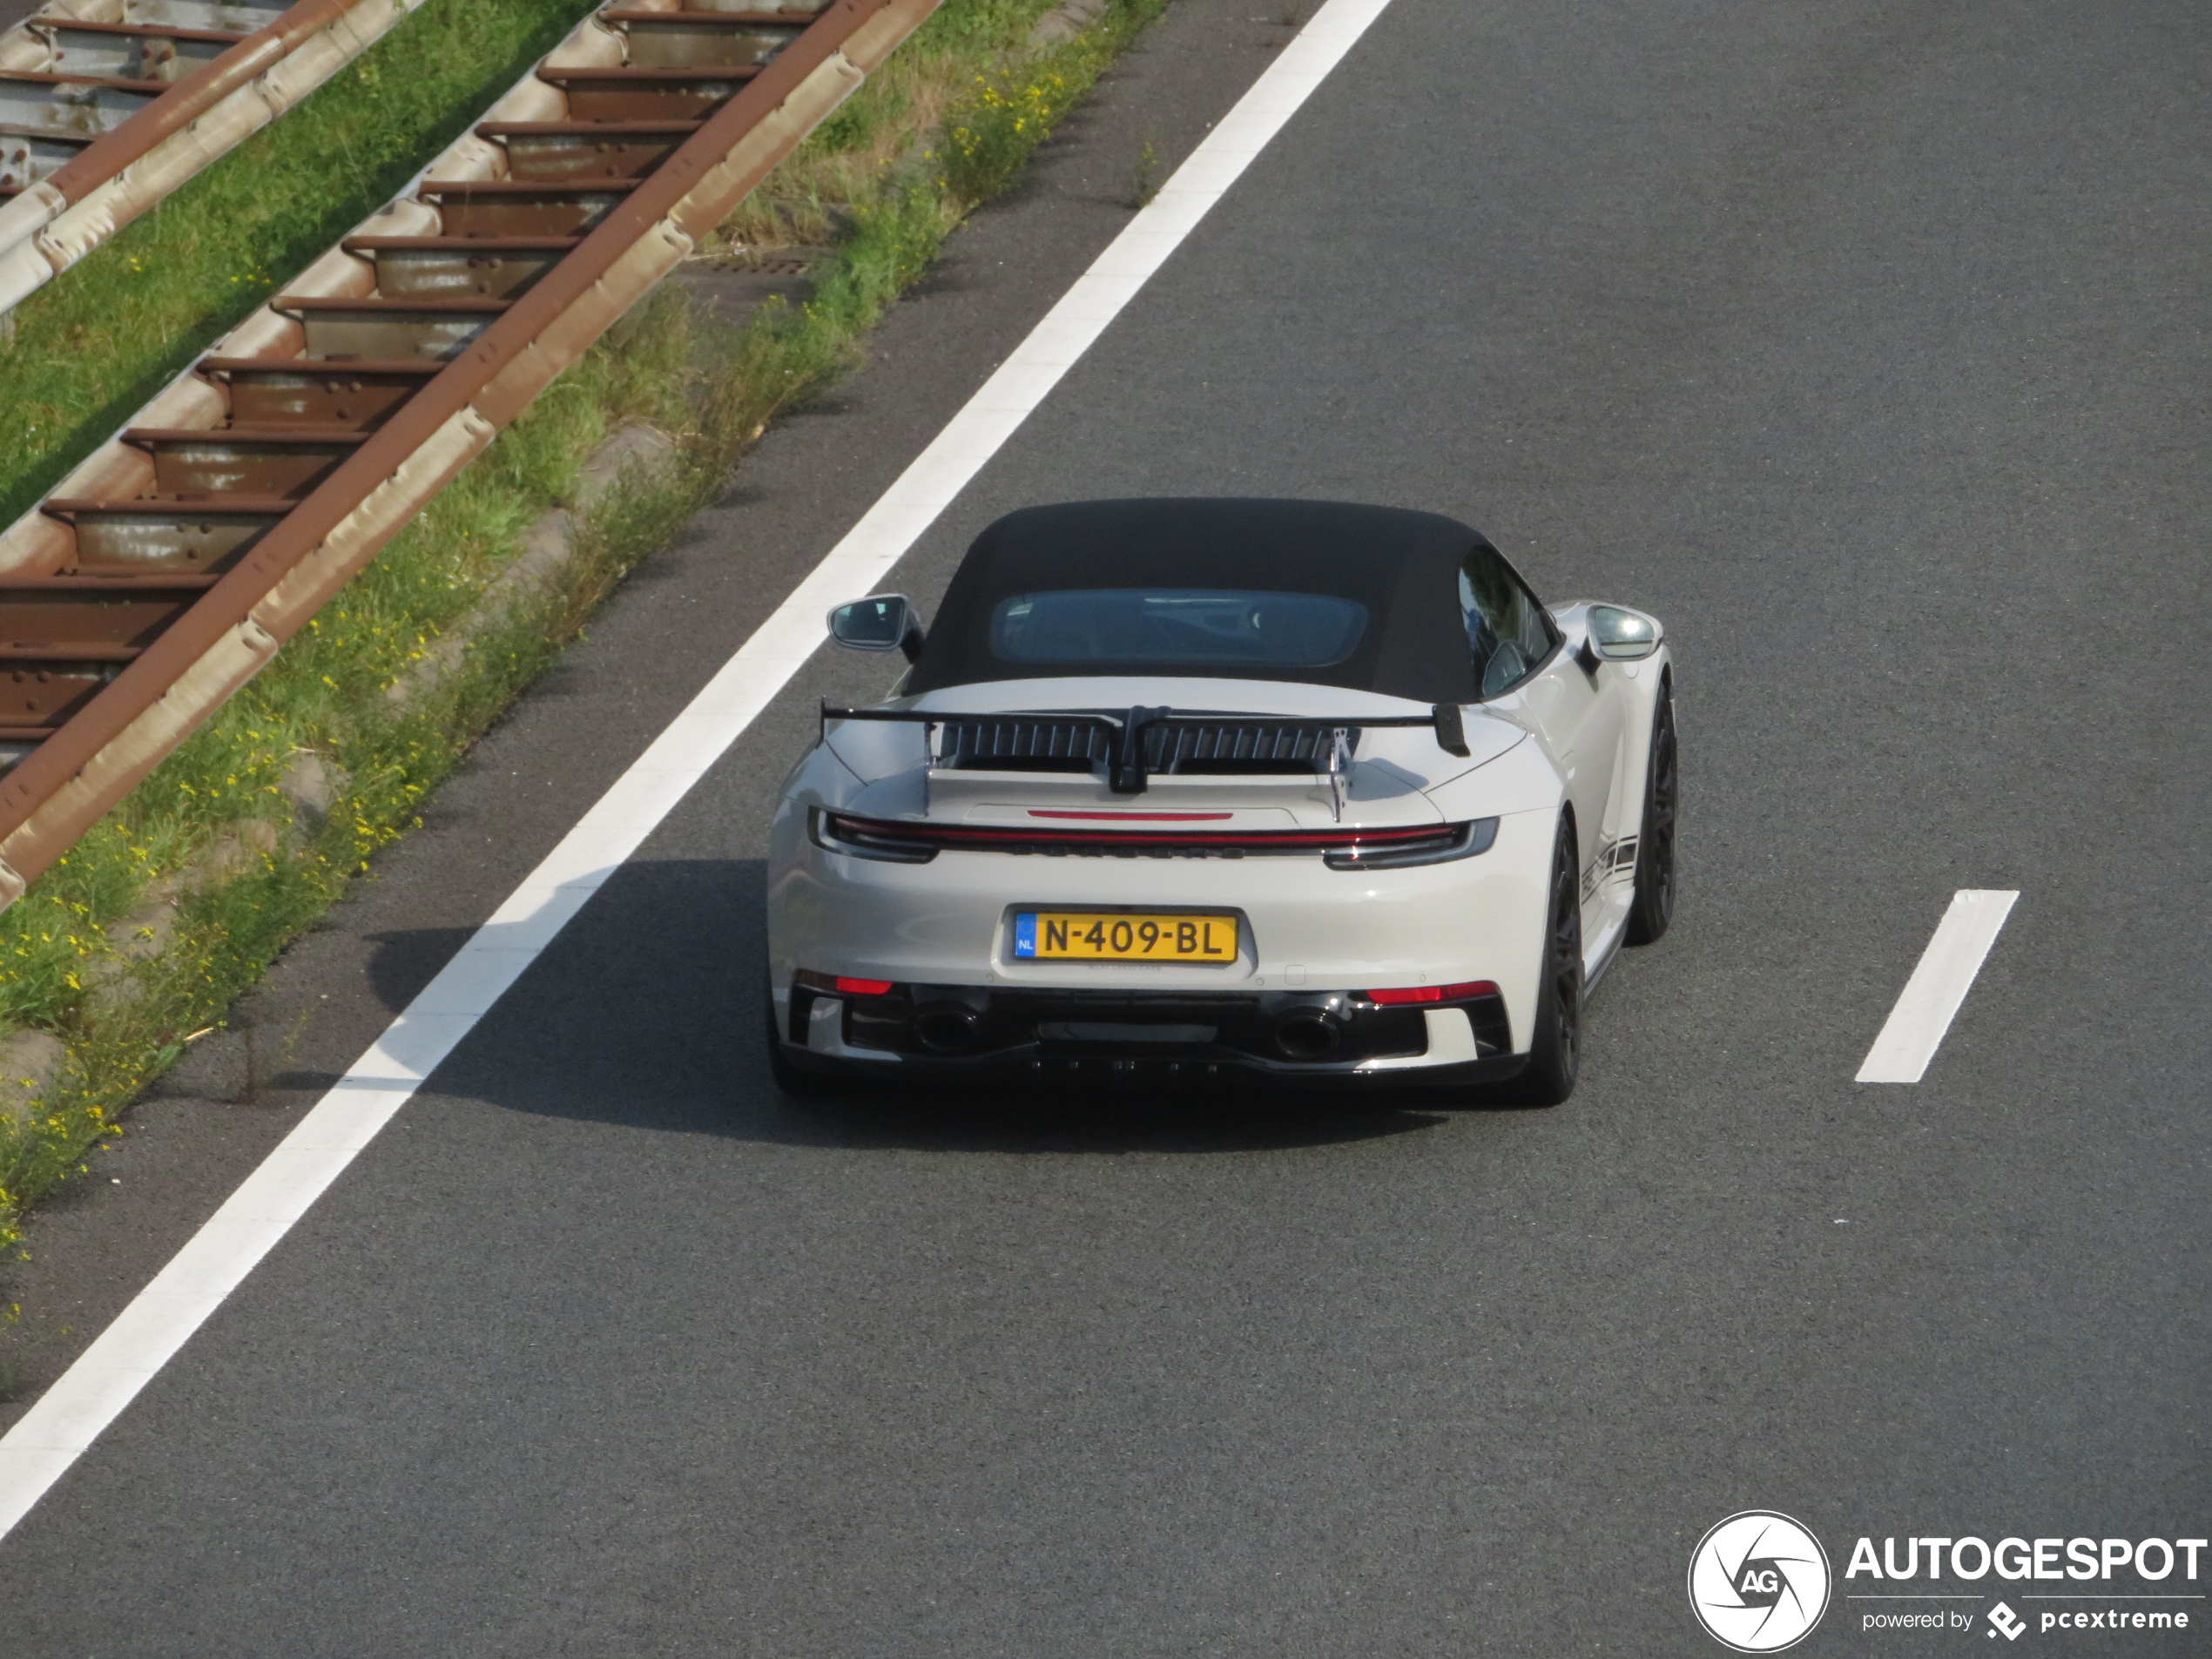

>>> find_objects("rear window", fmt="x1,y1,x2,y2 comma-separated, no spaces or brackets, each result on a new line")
989,589,1369,669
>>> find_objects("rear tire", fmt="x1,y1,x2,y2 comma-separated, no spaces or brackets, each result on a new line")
1624,681,1677,946
1513,818,1583,1106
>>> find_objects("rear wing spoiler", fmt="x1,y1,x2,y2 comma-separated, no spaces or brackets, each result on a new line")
819,700,1473,799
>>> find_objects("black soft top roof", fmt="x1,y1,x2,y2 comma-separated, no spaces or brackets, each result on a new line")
905,497,1492,703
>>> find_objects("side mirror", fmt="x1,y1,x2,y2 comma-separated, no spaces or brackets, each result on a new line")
827,594,925,663
1588,604,1661,662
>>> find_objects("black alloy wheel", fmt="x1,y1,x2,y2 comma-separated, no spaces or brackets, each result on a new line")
1625,680,1677,946
1513,817,1583,1106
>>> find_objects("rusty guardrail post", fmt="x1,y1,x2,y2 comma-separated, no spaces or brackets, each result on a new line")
0,0,427,320
0,0,940,903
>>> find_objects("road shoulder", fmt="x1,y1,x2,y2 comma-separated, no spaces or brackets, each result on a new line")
0,0,1297,1431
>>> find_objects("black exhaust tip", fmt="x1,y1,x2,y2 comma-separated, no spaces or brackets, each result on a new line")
1273,1012,1340,1061
912,1005,981,1055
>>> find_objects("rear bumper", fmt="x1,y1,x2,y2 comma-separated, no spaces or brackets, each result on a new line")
778,979,1525,1089
765,791,1562,1055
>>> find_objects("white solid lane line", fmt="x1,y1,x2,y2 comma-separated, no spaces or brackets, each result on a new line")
1855,889,2020,1084
0,0,1400,1546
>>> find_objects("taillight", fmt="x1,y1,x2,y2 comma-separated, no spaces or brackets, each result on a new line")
1365,981,1500,1005
1323,817,1498,870
813,809,1497,864
810,810,937,863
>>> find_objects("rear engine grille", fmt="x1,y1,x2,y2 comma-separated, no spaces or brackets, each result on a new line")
936,718,1110,772
934,718,1353,776
1148,722,1346,773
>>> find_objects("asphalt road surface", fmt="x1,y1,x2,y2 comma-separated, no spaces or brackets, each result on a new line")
4,0,2209,1653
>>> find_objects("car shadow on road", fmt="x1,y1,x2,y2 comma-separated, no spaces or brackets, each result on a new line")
304,857,1494,1155
745,1084,1457,1156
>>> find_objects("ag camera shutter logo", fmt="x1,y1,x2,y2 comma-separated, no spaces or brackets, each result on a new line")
1689,1511,1832,1652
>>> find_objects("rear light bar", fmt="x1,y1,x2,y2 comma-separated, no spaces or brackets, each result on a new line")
1365,981,1501,1005
812,809,1496,867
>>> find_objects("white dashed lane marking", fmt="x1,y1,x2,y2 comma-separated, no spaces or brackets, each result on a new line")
1855,889,2020,1084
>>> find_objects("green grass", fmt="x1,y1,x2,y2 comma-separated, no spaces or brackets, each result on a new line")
710,0,1163,250
0,0,600,529
0,0,1172,1250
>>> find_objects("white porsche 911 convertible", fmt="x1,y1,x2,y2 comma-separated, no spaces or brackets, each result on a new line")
765,498,1675,1103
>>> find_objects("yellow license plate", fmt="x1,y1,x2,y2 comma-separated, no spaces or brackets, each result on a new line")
1013,911,1238,962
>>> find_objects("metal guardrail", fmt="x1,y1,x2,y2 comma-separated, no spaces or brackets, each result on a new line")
0,0,939,908
0,0,428,321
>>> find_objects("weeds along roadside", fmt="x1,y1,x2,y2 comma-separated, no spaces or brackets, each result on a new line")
0,0,605,532
0,0,1174,1252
